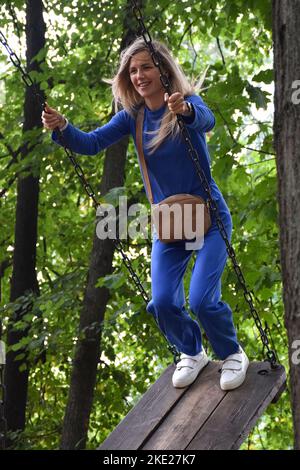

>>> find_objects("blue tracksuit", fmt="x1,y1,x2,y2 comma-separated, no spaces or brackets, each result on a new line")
52,95,240,359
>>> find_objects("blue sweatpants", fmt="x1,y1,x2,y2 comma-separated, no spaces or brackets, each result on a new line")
146,195,240,360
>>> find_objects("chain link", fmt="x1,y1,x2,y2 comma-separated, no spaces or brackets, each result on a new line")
0,29,181,366
130,0,279,369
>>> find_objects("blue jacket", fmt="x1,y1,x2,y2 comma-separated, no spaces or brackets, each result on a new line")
52,95,226,206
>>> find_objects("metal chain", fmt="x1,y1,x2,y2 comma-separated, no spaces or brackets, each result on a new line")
130,0,279,369
0,30,34,88
0,30,181,365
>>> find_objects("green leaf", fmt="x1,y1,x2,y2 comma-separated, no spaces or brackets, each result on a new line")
246,83,269,109
96,273,126,290
252,69,274,84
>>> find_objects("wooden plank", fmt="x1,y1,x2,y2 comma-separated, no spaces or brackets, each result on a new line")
187,362,286,450
141,361,224,450
99,364,188,450
99,361,286,451
271,380,287,403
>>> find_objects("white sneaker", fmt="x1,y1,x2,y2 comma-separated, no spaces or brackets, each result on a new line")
220,346,249,391
172,348,209,388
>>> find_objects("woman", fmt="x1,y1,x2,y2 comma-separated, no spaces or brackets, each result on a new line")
42,37,249,390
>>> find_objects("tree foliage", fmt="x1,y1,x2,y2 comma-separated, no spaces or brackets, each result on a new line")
0,0,292,449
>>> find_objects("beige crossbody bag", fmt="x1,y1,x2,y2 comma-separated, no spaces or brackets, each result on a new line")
136,105,212,243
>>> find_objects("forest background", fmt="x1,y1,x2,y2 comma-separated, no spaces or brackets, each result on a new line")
0,0,294,450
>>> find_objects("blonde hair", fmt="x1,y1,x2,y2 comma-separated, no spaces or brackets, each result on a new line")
104,36,207,155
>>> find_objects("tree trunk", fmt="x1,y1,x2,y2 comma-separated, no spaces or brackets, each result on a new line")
59,5,141,449
273,0,300,450
4,0,45,437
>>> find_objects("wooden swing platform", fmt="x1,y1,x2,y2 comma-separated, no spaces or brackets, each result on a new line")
99,360,286,450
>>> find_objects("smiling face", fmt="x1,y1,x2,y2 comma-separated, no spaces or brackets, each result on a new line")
129,50,166,107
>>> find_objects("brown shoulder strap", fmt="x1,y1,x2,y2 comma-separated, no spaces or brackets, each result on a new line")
136,106,154,204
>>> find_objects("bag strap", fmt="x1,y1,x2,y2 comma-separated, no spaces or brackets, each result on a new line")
136,105,154,204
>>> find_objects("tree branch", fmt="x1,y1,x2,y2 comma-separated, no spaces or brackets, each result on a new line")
0,131,21,163
0,174,18,199
213,104,276,156
216,37,226,66
0,258,12,278
178,21,194,50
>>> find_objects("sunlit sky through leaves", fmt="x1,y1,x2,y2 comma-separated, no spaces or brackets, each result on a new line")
0,4,274,151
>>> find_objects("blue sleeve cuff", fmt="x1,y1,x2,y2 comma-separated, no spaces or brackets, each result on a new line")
182,96,215,132
181,103,196,125
51,122,72,145
59,117,69,131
